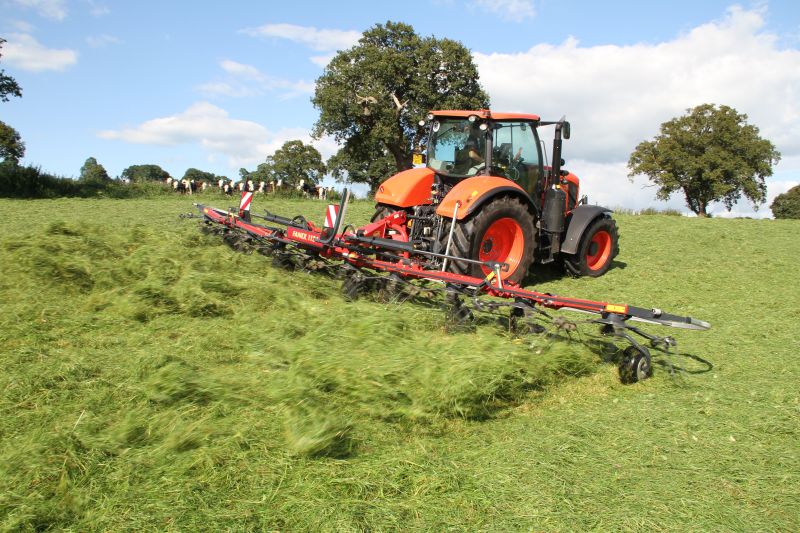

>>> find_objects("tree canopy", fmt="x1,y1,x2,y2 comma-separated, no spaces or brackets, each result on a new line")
79,157,111,183
628,104,781,216
182,168,218,183
770,185,800,219
247,163,274,183
327,138,396,194
0,120,24,163
312,21,489,184
266,140,325,186
121,164,170,183
0,38,22,103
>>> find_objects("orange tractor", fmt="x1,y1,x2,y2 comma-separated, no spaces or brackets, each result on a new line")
372,110,619,284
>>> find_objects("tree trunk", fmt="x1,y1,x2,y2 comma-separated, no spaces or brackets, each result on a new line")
387,140,411,173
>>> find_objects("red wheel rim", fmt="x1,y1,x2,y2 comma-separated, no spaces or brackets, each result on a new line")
478,217,525,279
586,230,612,270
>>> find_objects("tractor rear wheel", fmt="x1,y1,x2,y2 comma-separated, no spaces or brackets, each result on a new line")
563,216,619,277
445,197,535,285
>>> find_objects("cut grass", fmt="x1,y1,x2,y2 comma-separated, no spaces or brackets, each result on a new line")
0,195,798,531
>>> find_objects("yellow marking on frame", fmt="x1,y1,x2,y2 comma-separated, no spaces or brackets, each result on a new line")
605,304,628,314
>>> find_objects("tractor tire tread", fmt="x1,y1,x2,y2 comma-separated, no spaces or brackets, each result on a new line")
563,216,619,277
444,196,535,284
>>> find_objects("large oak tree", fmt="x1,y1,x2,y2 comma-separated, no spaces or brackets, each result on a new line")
628,104,780,216
266,140,326,187
770,185,800,219
122,164,170,183
312,21,489,187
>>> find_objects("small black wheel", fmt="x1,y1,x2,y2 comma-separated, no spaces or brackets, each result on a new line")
618,345,653,384
563,216,619,277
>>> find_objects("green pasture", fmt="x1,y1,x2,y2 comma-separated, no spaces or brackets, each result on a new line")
0,195,797,531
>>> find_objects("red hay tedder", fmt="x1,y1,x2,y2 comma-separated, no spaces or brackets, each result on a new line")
186,110,710,383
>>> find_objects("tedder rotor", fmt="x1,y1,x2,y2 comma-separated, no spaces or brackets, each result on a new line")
185,167,711,383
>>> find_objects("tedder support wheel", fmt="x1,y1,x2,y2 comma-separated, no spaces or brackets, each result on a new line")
445,197,535,285
618,345,653,384
564,216,619,277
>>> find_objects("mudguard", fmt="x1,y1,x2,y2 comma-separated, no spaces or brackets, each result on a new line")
561,205,613,254
374,167,435,208
435,175,534,220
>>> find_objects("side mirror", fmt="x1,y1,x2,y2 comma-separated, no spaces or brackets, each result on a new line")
563,121,571,140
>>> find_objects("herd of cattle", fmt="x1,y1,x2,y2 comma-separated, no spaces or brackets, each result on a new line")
164,177,335,200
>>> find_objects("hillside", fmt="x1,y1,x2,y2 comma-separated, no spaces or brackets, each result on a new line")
1,196,798,531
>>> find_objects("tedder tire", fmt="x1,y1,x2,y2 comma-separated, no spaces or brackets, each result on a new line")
563,216,619,277
618,345,653,384
445,197,535,285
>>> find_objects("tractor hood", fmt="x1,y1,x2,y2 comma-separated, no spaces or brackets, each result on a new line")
374,167,435,208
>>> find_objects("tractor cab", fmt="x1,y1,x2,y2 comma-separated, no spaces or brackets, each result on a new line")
425,111,578,213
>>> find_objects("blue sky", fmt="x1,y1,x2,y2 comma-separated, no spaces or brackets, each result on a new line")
2,0,799,215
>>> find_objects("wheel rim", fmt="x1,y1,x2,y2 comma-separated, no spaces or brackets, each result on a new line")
478,217,525,279
586,230,612,271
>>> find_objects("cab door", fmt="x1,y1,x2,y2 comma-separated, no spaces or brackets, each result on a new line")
490,121,543,201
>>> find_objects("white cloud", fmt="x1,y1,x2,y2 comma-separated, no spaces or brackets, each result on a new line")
12,0,66,20
474,6,800,216
241,23,360,51
197,59,314,99
471,0,535,21
3,33,77,72
9,20,35,32
98,102,337,169
476,6,800,162
85,0,110,17
310,54,335,68
196,81,260,98
220,59,264,79
85,34,120,48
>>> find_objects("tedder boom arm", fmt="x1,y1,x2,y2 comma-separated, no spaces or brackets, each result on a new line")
185,189,710,383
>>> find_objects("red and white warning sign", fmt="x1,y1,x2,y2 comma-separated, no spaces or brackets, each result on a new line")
324,204,340,228
238,191,253,214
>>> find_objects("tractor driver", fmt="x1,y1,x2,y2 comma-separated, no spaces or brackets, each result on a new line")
454,122,484,175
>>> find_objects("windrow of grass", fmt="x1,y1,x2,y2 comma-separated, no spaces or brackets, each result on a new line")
0,196,797,531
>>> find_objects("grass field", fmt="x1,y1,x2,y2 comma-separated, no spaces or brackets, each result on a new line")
0,195,798,531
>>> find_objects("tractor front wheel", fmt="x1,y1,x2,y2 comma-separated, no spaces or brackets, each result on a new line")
445,197,535,285
563,216,619,277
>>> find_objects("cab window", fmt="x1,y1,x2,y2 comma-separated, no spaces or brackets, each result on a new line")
491,121,541,192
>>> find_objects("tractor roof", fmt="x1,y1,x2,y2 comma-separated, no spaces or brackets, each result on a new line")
430,110,541,122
